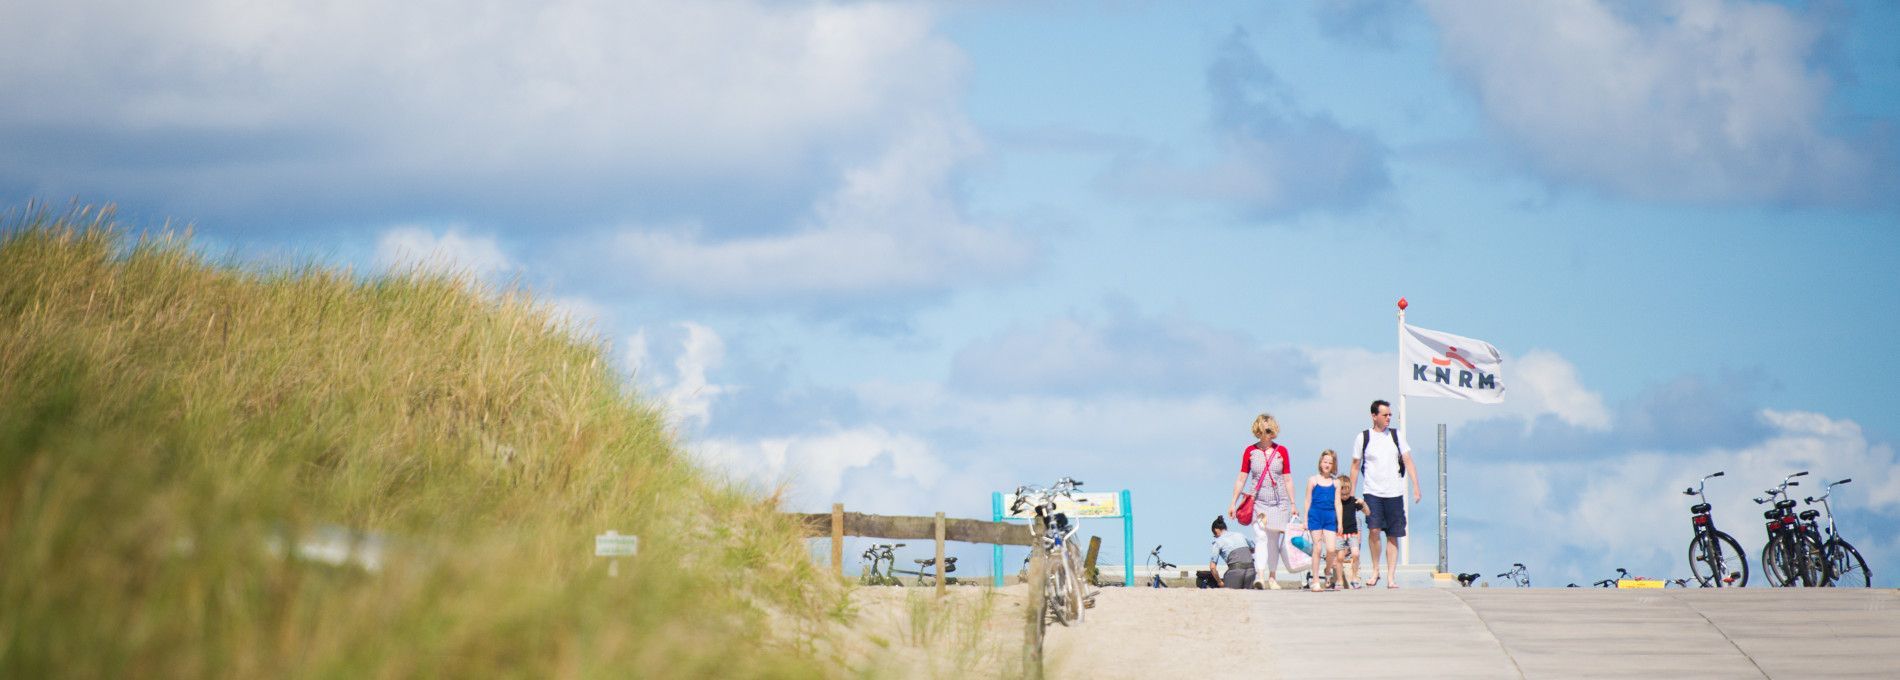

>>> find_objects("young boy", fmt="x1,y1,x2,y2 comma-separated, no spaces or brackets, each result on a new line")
1336,473,1370,588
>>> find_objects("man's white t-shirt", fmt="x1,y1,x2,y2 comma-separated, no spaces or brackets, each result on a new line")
1354,427,1411,498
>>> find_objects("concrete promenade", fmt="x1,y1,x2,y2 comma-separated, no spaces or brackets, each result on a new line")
1046,587,1900,679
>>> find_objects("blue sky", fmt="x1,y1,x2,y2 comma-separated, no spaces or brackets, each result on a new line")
5,0,1899,587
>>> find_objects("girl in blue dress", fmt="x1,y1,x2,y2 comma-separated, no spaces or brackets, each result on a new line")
1304,449,1345,591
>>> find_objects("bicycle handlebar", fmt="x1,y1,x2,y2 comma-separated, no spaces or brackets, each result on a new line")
1791,471,1809,478
1710,471,1725,478
1834,478,1853,486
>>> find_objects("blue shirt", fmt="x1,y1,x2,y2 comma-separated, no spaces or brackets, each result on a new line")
1210,530,1255,564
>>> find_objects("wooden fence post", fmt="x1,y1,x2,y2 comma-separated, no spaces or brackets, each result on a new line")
1023,516,1047,680
831,503,844,579
1084,535,1102,586
934,512,947,597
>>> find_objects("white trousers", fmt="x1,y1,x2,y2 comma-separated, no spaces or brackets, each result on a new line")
1252,519,1291,577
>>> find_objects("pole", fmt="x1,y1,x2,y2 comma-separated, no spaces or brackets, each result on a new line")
935,511,947,598
832,503,844,579
1121,489,1135,587
993,492,1006,587
1437,423,1448,574
1397,298,1409,566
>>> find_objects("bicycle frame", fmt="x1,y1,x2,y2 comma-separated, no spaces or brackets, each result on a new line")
1494,563,1529,588
1756,471,1820,587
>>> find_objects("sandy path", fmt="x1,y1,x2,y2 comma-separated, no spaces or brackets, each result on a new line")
1043,587,1267,679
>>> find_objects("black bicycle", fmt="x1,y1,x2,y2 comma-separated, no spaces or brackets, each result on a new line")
1756,471,1826,587
1808,478,1871,588
1592,568,1629,588
1683,471,1748,587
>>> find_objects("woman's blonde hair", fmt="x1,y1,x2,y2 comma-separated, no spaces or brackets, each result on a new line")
1251,413,1280,440
1317,449,1338,475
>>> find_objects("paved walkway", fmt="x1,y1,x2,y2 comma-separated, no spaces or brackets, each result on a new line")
1047,587,1900,679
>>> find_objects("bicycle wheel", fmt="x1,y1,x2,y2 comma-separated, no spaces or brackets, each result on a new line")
1046,550,1073,625
1715,532,1748,587
1688,534,1718,586
1826,539,1871,588
1688,532,1747,588
1061,541,1085,623
1795,532,1828,587
1761,538,1791,587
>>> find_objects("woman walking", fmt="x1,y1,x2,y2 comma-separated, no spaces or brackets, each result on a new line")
1230,413,1297,589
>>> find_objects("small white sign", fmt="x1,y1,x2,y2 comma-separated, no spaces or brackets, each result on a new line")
595,531,639,557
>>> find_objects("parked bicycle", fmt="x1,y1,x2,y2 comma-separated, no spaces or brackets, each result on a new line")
859,543,906,586
1807,478,1871,588
1146,545,1174,588
1757,471,1826,587
1591,568,1629,588
1496,563,1530,588
1011,476,1095,645
907,555,959,586
1683,470,1748,587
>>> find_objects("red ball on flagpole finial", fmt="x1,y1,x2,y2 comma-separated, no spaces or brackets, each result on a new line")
1397,297,1408,310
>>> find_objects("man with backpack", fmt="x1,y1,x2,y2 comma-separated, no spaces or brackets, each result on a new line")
1351,400,1419,588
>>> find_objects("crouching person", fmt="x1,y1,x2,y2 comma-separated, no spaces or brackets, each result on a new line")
1209,516,1257,589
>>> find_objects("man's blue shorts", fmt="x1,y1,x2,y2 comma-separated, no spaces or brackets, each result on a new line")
1364,494,1407,538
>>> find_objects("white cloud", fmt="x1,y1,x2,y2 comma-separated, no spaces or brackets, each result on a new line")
374,226,514,276
624,322,731,432
0,0,972,223
1509,349,1612,430
598,116,1035,300
693,426,950,510
1424,0,1876,205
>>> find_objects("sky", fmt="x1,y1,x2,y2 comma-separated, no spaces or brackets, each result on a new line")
4,0,1899,587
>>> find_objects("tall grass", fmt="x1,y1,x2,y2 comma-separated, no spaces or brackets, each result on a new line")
0,206,848,678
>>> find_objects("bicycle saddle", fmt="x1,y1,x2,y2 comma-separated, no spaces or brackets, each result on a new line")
1799,509,1820,521
1775,499,1797,510
1764,509,1781,520
913,557,960,566
1690,503,1711,514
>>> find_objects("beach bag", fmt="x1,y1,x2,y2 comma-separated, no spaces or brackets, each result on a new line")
1282,521,1313,572
1234,449,1269,526
1234,445,1285,526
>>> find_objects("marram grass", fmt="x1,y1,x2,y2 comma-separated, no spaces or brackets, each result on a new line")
0,207,853,678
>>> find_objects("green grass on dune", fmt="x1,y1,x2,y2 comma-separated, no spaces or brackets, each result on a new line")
0,207,849,678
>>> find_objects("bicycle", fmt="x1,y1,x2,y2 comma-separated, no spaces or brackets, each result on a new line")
1011,477,1096,636
905,555,959,586
1145,545,1174,588
1495,563,1530,588
1683,470,1748,587
858,543,907,586
1807,478,1871,588
1591,568,1629,588
1756,471,1826,587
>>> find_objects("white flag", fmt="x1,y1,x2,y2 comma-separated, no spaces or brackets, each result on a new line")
1400,323,1505,403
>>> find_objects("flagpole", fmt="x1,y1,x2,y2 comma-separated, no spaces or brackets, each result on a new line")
1396,297,1409,566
